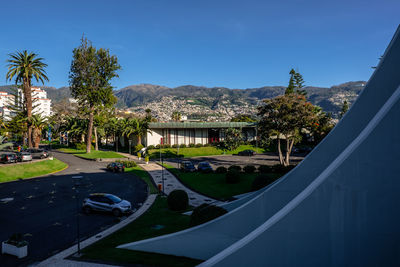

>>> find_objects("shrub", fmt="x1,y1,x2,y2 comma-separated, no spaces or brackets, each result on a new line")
172,144,178,148
134,144,144,152
226,171,241,184
190,204,228,226
75,143,94,151
258,165,272,173
271,164,296,173
167,190,189,211
203,143,211,147
147,145,155,150
180,144,186,148
228,165,242,172
243,165,256,173
116,160,137,168
189,143,195,148
137,152,141,158
145,156,149,162
251,174,276,191
195,143,203,148
164,144,171,148
6,233,28,248
215,166,227,174
155,144,161,149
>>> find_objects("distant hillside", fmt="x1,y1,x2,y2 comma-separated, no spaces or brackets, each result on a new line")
0,81,366,117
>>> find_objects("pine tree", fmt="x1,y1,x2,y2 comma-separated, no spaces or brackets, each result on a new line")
339,100,349,119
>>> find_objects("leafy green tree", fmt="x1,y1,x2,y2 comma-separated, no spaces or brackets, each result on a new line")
222,128,243,151
339,100,349,119
258,94,316,166
230,114,257,122
285,69,296,95
69,37,120,153
171,111,182,121
6,50,49,148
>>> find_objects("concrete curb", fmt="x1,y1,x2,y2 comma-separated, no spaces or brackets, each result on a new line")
37,194,158,267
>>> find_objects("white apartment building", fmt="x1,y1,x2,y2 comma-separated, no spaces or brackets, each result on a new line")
0,87,52,120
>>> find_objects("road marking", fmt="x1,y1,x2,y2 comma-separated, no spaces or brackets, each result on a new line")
0,197,14,203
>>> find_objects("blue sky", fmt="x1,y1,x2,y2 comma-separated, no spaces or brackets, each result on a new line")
0,0,399,89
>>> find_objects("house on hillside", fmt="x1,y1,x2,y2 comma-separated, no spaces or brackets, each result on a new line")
143,122,257,147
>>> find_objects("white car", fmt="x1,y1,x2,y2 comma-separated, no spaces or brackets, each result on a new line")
82,193,132,216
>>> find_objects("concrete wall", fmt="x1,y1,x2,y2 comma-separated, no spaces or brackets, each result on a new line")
146,129,163,146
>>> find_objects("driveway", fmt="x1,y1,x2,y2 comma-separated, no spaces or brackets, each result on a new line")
164,152,305,169
0,151,148,267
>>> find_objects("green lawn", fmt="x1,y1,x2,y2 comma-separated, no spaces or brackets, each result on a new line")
125,165,158,194
0,159,68,183
58,148,126,159
148,145,267,159
163,163,281,200
80,197,202,267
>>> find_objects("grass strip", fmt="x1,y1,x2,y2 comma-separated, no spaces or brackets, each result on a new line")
0,159,68,183
125,165,158,194
80,197,202,267
58,148,125,159
148,144,267,159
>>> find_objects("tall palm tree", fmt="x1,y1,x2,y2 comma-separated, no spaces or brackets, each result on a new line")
135,119,150,146
31,114,47,148
6,50,49,148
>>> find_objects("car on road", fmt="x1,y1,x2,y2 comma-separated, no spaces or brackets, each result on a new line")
106,162,125,172
82,193,132,216
180,161,196,172
197,161,213,173
238,149,256,156
16,152,32,162
25,149,49,159
0,153,18,164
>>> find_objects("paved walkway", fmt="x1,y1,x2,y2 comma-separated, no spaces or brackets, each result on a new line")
139,163,222,207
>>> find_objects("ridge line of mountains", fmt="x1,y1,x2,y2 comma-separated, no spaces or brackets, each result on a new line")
0,81,366,118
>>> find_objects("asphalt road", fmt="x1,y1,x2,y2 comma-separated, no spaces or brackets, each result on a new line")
0,151,148,267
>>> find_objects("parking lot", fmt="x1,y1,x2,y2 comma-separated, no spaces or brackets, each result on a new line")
0,151,148,266
165,152,306,169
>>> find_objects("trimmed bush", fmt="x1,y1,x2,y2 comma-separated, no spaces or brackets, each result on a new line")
228,165,242,172
134,144,144,152
164,144,171,148
215,166,228,174
190,204,228,226
272,164,296,173
258,165,272,173
226,171,241,184
180,144,186,148
155,144,161,149
147,145,155,150
243,165,256,173
167,190,189,211
189,143,195,148
172,144,178,148
195,143,203,148
251,174,276,191
75,143,94,151
116,160,137,168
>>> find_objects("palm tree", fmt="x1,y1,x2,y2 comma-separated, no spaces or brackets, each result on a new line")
135,119,150,146
6,50,49,148
171,111,182,122
31,114,48,148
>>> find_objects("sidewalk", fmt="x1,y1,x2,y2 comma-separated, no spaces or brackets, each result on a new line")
139,162,222,207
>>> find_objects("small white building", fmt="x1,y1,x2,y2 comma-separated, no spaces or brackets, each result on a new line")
0,91,15,120
144,122,257,147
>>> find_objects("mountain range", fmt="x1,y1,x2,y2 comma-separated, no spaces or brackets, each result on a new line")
0,81,366,118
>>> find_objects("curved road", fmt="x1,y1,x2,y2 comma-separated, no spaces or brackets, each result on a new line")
0,151,148,267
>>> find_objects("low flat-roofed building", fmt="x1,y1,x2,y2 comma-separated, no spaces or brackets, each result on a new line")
144,121,256,147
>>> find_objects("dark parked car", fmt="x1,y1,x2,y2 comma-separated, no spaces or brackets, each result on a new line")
197,161,213,173
0,153,18,164
25,149,49,159
82,193,132,216
16,152,32,162
180,161,196,172
238,150,256,156
107,162,125,172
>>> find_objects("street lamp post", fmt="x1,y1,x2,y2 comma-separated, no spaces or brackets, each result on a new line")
72,175,83,256
128,140,132,155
